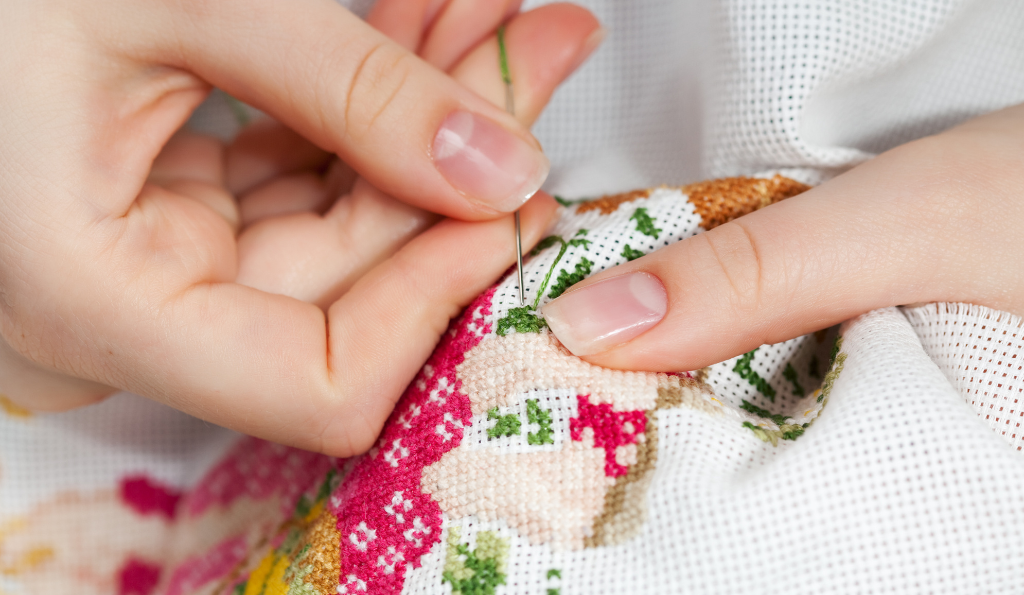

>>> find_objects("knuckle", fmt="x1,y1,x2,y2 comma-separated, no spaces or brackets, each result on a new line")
698,221,766,315
338,42,414,144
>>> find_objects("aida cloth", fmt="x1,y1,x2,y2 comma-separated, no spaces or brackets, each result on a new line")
4,0,1024,593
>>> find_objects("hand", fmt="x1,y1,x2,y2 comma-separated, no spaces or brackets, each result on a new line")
0,0,601,456
542,105,1024,370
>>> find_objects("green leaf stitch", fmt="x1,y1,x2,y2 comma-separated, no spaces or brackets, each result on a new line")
567,229,591,249
630,207,662,238
547,569,561,580
526,399,555,445
621,244,645,261
496,307,547,336
442,528,509,595
548,258,593,300
783,363,805,397
487,407,522,439
733,349,777,402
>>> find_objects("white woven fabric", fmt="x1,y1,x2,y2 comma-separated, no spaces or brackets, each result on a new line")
4,1,1024,594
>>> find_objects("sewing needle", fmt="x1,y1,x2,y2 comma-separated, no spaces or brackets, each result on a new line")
497,26,526,307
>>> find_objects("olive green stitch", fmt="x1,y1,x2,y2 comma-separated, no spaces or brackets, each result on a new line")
819,337,846,403
553,195,578,207
487,407,522,439
527,399,555,445
232,581,247,595
621,244,645,261
630,207,662,238
293,494,312,519
733,349,777,402
783,363,805,397
548,258,593,300
547,569,561,580
547,590,560,595
442,527,509,595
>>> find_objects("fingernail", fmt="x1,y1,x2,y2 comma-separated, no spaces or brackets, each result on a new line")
542,272,667,357
433,111,550,212
568,26,607,74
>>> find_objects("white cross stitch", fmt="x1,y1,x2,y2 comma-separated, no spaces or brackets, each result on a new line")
396,404,421,429
348,521,376,552
435,412,464,442
428,377,452,406
385,490,413,524
377,545,405,575
337,575,367,594
383,439,409,468
403,516,431,548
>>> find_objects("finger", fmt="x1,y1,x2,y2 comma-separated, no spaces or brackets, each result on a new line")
150,131,240,232
542,117,1024,370
237,159,358,227
142,0,550,219
233,4,601,311
33,193,555,455
449,3,604,126
235,178,438,309
321,192,559,451
225,118,332,195
417,0,523,71
149,131,225,187
366,0,447,52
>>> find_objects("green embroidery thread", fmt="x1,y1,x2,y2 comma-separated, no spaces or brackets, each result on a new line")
547,569,561,580
630,207,662,238
527,399,555,445
496,230,592,335
548,258,593,300
621,244,645,261
442,528,509,595
496,307,547,336
496,27,512,87
733,349,777,402
742,336,847,445
487,407,521,439
782,363,805,397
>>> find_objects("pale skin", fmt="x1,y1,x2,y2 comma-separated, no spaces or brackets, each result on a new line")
544,106,1024,370
0,0,602,456
4,0,1020,456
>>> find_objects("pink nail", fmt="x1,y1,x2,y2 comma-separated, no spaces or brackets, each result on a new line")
433,111,550,212
542,272,668,357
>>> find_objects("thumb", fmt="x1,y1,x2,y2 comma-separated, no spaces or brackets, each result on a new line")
161,0,549,220
541,129,1024,370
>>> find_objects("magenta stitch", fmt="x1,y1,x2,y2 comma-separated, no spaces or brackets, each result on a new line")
331,287,496,595
184,438,332,518
120,475,181,520
570,395,647,477
118,557,161,595
163,534,249,595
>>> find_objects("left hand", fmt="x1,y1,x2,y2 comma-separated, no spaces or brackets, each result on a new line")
543,104,1024,370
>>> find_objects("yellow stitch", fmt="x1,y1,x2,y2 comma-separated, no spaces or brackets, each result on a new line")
0,395,31,419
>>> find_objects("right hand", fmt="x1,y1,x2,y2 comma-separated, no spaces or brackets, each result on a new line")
0,0,600,455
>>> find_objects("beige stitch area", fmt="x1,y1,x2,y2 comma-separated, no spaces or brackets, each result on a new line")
456,333,719,415
422,440,612,551
586,385,686,547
